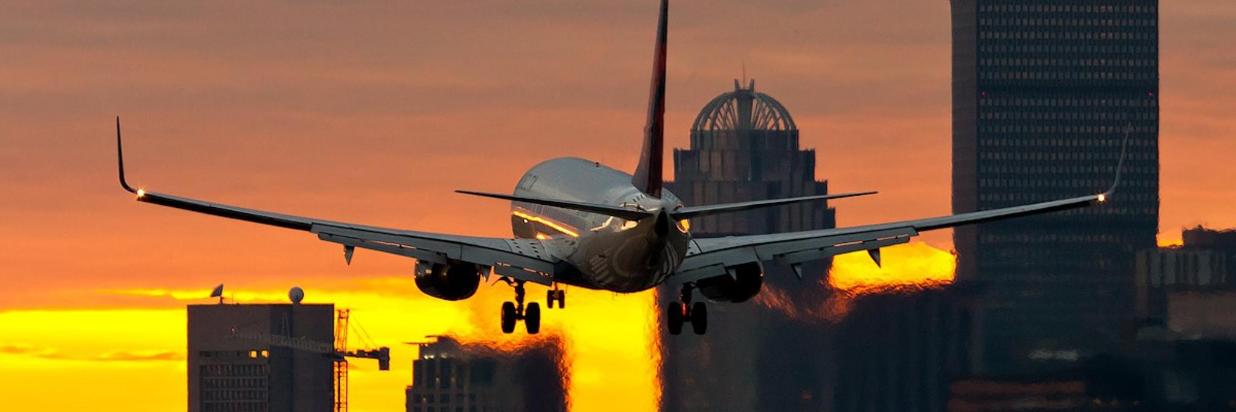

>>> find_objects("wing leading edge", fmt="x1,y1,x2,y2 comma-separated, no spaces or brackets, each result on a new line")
115,117,556,285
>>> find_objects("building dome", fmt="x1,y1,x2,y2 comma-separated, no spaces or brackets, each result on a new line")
691,79,797,132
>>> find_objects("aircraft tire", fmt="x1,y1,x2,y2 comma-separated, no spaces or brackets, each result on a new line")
667,302,685,335
501,301,517,334
525,302,541,334
690,302,707,335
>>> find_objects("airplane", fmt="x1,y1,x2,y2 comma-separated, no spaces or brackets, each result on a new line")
114,0,1125,335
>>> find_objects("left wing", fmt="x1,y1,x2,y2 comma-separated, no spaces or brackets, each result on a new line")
115,118,556,285
674,192,1109,283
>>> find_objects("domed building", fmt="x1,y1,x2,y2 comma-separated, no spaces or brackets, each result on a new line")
671,79,835,236
662,79,837,411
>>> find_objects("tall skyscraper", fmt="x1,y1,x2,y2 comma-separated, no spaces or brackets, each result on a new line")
951,1,1160,373
188,303,335,412
662,79,837,411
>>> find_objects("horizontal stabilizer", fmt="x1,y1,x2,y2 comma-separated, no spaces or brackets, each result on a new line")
673,191,877,219
455,190,654,221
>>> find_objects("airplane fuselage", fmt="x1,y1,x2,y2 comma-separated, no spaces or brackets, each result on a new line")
510,157,691,292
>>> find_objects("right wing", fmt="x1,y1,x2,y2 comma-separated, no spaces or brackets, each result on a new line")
672,128,1127,282
674,192,1109,283
115,118,557,286
675,127,1130,283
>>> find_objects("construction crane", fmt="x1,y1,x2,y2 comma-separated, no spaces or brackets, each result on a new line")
333,308,390,412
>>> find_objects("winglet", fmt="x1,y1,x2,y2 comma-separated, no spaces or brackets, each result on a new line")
116,116,139,194
1101,123,1132,199
631,0,668,198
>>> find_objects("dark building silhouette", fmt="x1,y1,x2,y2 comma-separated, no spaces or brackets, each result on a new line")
947,341,1236,411
188,303,335,412
1135,227,1236,323
662,79,837,411
833,287,977,412
405,337,566,412
951,0,1160,374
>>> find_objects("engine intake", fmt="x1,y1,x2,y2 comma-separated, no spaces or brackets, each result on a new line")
414,260,483,301
697,262,763,303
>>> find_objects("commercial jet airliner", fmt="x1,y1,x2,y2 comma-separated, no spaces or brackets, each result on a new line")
115,0,1124,335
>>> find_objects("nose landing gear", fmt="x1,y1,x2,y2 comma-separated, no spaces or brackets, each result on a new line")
499,279,541,334
546,286,566,309
667,283,707,335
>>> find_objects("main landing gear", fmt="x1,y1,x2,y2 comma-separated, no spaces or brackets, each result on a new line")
667,283,707,335
500,279,541,334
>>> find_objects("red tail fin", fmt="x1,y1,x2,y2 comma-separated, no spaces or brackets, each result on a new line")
632,0,668,198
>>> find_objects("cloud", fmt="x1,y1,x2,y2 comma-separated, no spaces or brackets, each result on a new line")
0,344,38,355
92,351,183,362
0,344,182,362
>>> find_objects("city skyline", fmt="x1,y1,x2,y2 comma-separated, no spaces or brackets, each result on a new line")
2,1,1234,411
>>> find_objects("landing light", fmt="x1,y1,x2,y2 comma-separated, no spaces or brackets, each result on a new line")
136,189,146,198
1097,193,1107,203
620,220,639,231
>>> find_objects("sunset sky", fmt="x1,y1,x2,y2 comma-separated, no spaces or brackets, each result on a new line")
1,1,1234,411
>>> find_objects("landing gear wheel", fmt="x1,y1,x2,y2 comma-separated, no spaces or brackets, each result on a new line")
690,302,708,335
545,289,565,309
667,302,685,335
501,301,517,334
525,302,541,334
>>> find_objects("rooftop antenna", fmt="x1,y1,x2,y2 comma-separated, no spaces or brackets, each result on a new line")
742,61,748,89
209,283,225,304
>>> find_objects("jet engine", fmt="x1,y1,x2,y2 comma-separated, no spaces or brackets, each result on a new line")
414,260,483,301
697,262,763,303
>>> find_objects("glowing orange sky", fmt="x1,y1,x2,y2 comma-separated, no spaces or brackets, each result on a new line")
1,1,1234,411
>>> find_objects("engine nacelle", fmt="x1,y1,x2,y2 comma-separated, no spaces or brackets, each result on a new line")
414,260,483,301
697,262,764,303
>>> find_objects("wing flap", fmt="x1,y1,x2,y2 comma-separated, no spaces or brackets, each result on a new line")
312,225,557,284
767,229,913,267
675,192,1104,284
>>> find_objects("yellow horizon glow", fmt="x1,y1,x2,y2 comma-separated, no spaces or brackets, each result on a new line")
829,242,958,292
0,282,659,412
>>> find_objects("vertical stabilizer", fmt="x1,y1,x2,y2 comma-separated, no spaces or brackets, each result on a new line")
632,0,668,198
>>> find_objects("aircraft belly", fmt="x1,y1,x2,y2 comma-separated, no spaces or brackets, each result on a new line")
568,225,686,293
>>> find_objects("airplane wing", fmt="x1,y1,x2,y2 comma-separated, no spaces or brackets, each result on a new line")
115,119,556,286
673,192,1110,283
674,123,1130,284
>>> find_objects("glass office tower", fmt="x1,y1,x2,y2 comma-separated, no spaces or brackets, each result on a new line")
951,0,1160,373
